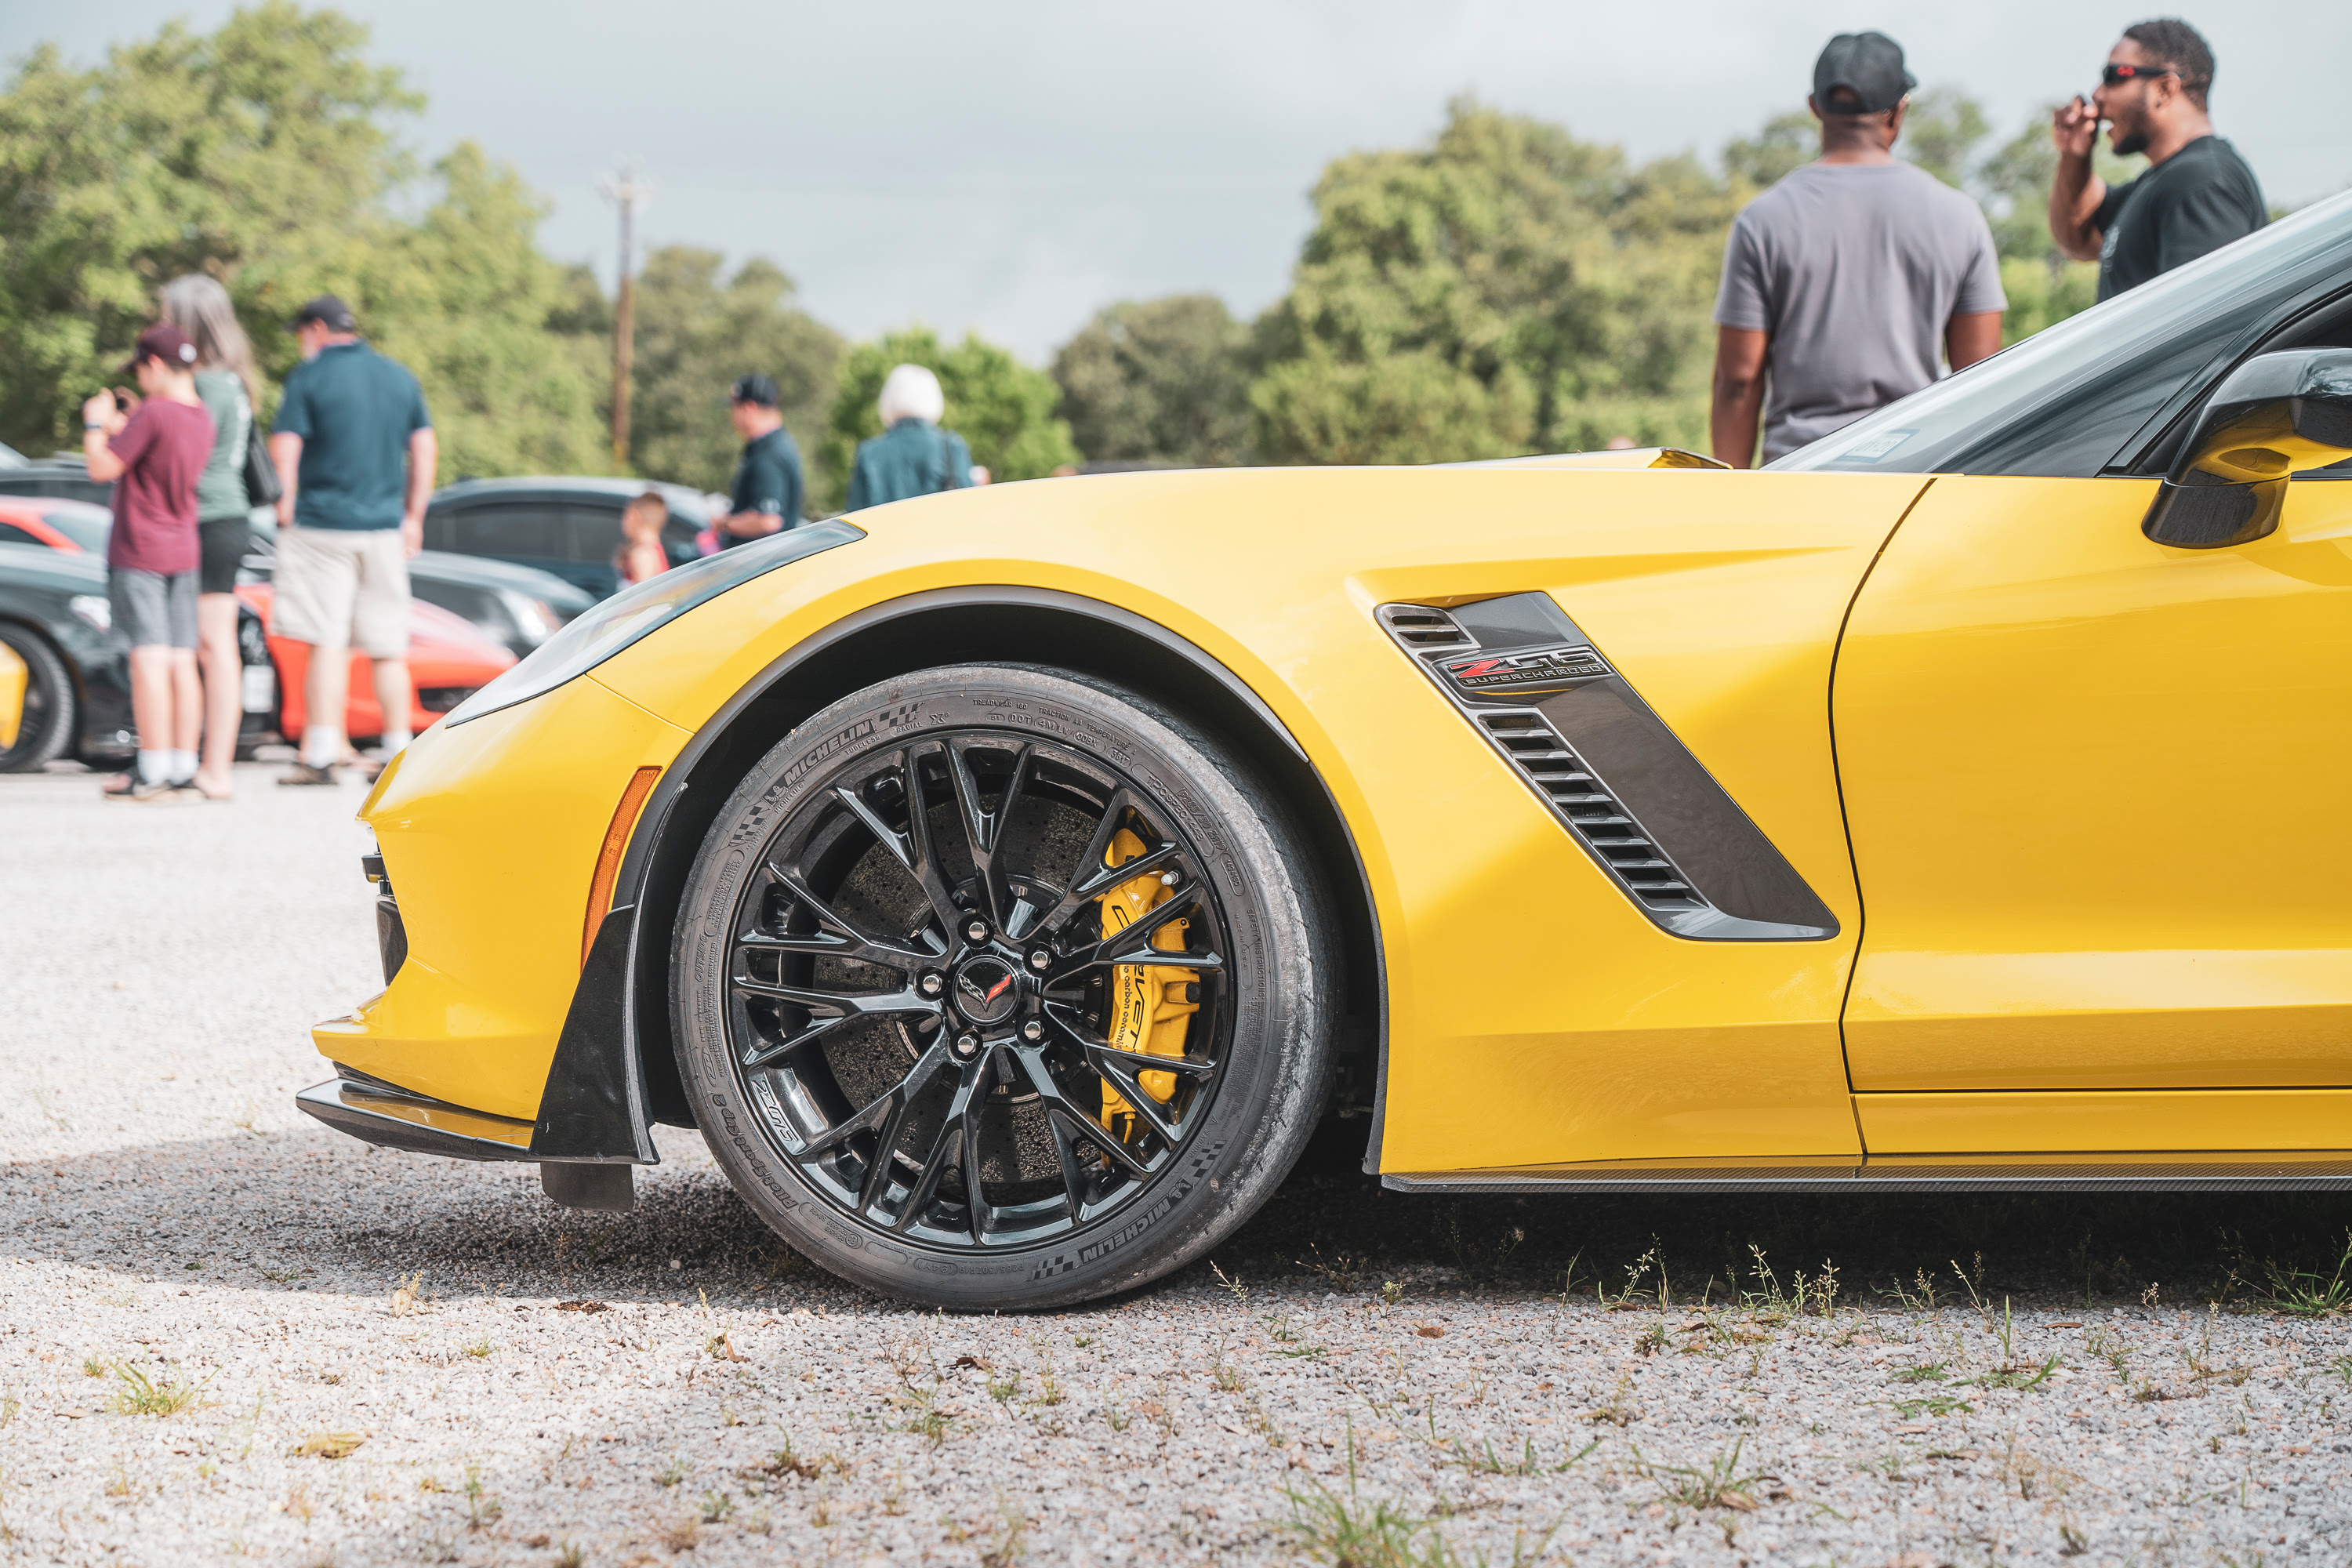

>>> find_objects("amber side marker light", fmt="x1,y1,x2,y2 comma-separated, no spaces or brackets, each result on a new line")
585,766,662,967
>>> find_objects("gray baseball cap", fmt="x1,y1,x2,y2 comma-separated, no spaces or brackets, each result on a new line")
1813,31,1915,114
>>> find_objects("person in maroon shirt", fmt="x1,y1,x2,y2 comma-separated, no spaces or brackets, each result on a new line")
82,322,215,801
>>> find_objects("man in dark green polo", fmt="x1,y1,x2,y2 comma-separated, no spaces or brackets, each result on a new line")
717,374,804,549
846,364,971,511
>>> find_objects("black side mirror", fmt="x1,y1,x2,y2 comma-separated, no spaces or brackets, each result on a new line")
2145,348,2352,548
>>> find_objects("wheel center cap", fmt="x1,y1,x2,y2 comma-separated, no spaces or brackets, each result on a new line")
951,954,1022,1025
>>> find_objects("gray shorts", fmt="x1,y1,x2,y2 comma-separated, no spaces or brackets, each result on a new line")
109,568,199,651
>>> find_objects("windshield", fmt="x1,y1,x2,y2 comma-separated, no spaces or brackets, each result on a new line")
1773,188,2352,478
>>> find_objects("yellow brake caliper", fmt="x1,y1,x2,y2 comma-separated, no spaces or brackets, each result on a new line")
1095,828,1200,1142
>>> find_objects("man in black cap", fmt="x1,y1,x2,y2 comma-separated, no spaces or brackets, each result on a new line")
2048,20,2264,300
1710,31,2006,466
717,373,804,547
267,295,434,784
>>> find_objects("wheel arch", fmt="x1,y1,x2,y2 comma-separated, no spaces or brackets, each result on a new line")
607,587,1387,1163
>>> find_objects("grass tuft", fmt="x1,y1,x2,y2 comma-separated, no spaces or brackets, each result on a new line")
110,1360,209,1417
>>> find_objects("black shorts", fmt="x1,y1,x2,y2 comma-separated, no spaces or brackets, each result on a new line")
198,516,251,594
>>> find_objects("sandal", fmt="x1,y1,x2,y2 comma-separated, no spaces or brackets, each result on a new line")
278,762,341,787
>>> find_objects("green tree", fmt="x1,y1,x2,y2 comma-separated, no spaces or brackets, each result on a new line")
0,3,609,472
616,247,842,494
1051,294,1252,467
361,143,612,479
1722,111,1815,190
1249,98,1730,465
0,3,409,451
820,326,1078,511
1900,87,1992,191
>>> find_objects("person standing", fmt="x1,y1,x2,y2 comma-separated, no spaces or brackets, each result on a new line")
715,374,804,548
159,274,260,800
1708,31,2007,466
846,365,972,510
2048,20,2264,301
612,489,670,587
267,296,435,786
81,324,214,801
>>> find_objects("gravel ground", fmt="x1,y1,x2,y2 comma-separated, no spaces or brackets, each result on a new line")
5,761,2352,1567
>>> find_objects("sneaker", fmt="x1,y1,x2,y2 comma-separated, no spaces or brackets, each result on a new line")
278,761,341,787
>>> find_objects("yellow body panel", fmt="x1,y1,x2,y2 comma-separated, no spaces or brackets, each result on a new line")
318,674,690,1119
1857,1091,2352,1154
326,460,2351,1172
1837,476,2352,1096
583,467,1922,1171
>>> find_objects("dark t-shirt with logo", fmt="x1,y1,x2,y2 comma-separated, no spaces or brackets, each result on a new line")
2094,136,2267,301
106,399,215,575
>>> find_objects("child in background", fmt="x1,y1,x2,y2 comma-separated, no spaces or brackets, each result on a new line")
613,490,670,588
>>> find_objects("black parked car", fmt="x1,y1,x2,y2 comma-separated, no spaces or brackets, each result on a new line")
423,477,710,598
0,542,273,771
0,445,111,507
401,553,593,659
0,454,606,652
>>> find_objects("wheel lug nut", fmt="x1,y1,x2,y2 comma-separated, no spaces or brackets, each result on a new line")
964,918,989,943
1028,949,1051,971
954,1032,979,1058
919,972,944,997
1160,870,1180,887
1021,1019,1044,1043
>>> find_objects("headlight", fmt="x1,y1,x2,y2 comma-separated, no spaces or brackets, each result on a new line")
495,588,561,646
68,594,111,631
445,521,863,728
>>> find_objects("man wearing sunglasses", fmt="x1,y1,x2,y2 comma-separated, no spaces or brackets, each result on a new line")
2048,20,2265,301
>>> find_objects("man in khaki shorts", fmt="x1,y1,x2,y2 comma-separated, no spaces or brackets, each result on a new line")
267,296,436,785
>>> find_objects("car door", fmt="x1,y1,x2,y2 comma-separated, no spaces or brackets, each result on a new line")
1834,470,2352,1134
447,499,575,589
558,501,625,598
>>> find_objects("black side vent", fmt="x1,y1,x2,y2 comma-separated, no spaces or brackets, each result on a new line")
1374,593,1837,942
1376,604,1475,651
1475,710,1699,909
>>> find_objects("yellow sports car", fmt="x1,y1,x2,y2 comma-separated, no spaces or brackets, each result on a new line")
302,194,2352,1309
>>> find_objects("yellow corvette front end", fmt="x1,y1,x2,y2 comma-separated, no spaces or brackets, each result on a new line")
308,461,1911,1204
296,191,2352,1305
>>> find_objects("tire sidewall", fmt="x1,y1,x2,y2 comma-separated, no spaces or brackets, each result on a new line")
673,664,1333,1310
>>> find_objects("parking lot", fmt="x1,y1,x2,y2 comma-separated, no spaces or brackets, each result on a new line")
4,760,2350,1566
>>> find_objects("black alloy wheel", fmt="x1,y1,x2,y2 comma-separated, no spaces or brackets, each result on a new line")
674,664,1338,1309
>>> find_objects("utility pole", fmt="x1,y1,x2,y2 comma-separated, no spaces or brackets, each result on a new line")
597,162,653,470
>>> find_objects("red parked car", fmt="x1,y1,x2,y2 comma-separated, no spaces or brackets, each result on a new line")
0,499,513,744
233,582,512,739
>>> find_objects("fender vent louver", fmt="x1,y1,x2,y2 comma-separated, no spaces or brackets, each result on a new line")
1374,597,1839,942
1474,711,1698,909
1380,606,1475,651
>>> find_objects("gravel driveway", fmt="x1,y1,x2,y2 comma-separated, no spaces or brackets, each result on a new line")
5,761,2350,1566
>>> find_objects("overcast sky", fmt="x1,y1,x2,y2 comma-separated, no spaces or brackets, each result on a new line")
10,2,2347,361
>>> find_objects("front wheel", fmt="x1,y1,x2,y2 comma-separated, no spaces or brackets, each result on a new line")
672,664,1338,1310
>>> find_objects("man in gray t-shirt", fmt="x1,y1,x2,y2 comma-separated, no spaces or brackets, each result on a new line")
1710,31,2007,465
